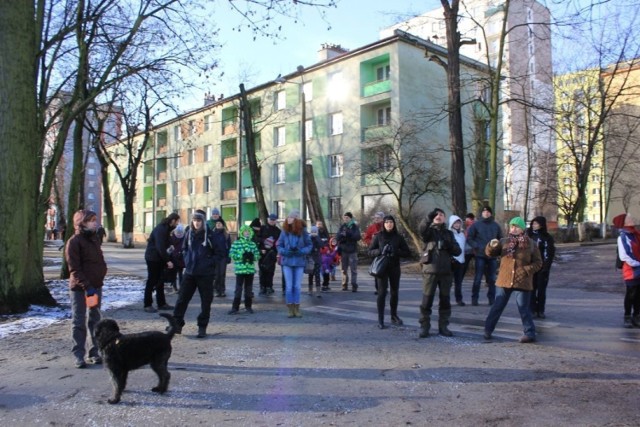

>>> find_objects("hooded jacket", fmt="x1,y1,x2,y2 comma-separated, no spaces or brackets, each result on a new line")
230,225,261,274
467,215,502,258
65,210,107,291
182,222,226,276
145,222,174,263
448,215,466,264
526,216,556,272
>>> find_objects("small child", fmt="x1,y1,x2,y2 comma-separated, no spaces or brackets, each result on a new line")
228,224,261,314
307,226,323,297
328,237,340,282
320,242,339,291
166,224,185,293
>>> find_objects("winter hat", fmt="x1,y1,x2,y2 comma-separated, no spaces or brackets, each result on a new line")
310,225,318,234
268,213,278,220
192,211,206,221
509,216,526,230
482,206,493,215
174,224,185,237
613,213,627,229
211,208,220,216
374,211,385,219
343,212,353,219
288,209,301,219
73,209,97,230
250,218,261,228
427,208,444,222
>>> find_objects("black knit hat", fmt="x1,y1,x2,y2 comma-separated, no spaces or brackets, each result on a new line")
344,212,353,219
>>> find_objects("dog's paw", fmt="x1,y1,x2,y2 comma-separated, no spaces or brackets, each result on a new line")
107,397,120,404
151,386,167,394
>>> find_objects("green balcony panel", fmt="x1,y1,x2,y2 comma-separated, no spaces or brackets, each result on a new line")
363,79,391,97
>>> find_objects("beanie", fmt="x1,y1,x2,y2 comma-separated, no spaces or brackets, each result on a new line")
288,209,301,219
509,216,526,230
192,211,205,221
211,208,220,216
482,206,493,215
613,213,627,229
343,212,353,219
174,224,185,237
310,225,318,234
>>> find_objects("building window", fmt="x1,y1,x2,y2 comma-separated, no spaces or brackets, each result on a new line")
204,176,211,193
304,119,313,141
87,193,95,200
189,120,197,136
302,81,313,102
275,201,286,219
275,163,286,184
328,71,346,100
204,114,213,131
329,197,341,219
592,201,600,208
188,178,195,195
87,168,95,176
376,64,390,81
377,107,391,126
204,144,212,162
88,181,95,188
592,188,600,195
563,164,571,171
330,154,344,177
274,126,286,147
330,112,343,135
275,90,286,110
173,181,179,197
174,155,180,169
377,148,392,171
188,149,195,165
563,177,571,185
592,175,600,182
174,125,181,141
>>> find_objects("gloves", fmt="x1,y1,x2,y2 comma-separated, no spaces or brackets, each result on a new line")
242,251,255,263
86,287,96,296
290,247,299,253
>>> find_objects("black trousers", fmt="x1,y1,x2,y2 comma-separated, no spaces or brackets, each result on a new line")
376,265,401,321
173,273,215,327
144,260,168,307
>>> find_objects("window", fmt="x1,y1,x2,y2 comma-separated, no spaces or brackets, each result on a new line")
274,126,286,147
204,176,211,193
330,154,344,177
173,155,180,169
275,90,286,110
563,177,571,185
592,201,601,208
204,144,212,162
204,114,213,131
174,125,181,141
302,81,313,102
87,193,95,200
592,188,600,195
88,181,95,188
87,168,95,176
328,71,346,101
188,178,195,195
376,65,390,81
377,107,391,126
304,119,313,141
189,120,197,136
330,112,343,135
275,163,286,183
188,149,195,165
563,164,571,171
329,197,342,219
592,175,600,182
275,201,286,219
173,181,179,197
376,148,392,171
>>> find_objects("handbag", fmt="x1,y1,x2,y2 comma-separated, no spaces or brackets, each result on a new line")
369,254,390,277
304,256,315,274
420,249,432,265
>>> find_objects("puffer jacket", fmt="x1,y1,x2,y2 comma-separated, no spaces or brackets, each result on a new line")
526,216,556,272
65,229,107,291
230,225,261,274
420,221,462,274
617,229,640,281
485,236,542,290
448,215,466,264
368,231,411,269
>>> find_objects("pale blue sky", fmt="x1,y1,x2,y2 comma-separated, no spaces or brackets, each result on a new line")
180,0,442,111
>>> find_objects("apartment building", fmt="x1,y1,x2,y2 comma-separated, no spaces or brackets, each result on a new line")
111,30,491,241
381,0,555,219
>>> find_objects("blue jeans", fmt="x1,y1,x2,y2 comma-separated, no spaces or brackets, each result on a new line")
283,265,304,304
472,256,497,303
484,286,536,338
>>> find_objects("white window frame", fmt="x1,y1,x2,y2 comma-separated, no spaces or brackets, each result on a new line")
275,163,286,184
174,155,180,169
188,178,196,195
174,125,181,141
87,168,95,176
330,112,343,135
376,65,390,81
274,126,286,147
377,107,391,126
330,154,344,177
302,81,313,102
204,144,212,162
275,201,286,219
276,90,286,111
304,119,313,141
188,149,195,165
173,181,179,197
204,176,211,193
189,120,197,136
204,114,212,131
329,197,341,219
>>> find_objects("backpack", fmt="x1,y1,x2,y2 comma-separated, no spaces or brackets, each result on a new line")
615,246,624,269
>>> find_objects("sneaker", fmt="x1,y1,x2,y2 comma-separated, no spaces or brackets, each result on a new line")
518,335,536,344
246,307,254,314
228,308,239,315
87,356,102,365
158,304,174,310
75,359,87,369
143,306,157,313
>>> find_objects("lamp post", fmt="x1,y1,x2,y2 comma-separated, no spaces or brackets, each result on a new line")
276,65,307,218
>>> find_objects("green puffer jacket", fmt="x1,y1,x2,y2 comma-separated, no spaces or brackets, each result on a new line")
230,225,261,275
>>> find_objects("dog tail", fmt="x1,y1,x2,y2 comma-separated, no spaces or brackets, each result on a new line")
159,313,178,339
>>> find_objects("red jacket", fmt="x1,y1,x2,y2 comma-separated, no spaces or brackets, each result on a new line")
363,222,383,246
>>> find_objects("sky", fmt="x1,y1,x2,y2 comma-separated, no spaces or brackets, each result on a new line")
178,0,443,111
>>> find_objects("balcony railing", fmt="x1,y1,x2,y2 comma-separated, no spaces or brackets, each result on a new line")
222,121,238,135
362,124,393,142
223,155,238,168
222,189,237,200
363,79,391,97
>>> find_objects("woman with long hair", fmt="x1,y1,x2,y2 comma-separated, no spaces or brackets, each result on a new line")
276,209,312,317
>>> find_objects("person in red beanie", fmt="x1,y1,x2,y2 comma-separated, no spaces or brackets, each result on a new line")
614,213,640,328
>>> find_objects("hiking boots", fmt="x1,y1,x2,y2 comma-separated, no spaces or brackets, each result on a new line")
197,326,207,338
418,328,430,338
439,327,453,337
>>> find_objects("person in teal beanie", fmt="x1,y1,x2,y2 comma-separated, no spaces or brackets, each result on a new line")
228,224,261,314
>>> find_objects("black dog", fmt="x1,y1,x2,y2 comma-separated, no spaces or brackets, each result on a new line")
94,313,177,404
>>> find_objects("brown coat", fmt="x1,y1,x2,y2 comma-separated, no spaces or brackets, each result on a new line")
65,230,107,291
485,236,542,291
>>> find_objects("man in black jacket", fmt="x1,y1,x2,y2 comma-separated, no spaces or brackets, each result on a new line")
337,212,362,292
418,208,462,338
144,212,180,313
258,213,281,295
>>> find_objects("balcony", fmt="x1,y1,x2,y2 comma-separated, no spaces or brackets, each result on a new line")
157,198,166,207
362,124,393,142
222,189,237,200
222,121,238,136
223,155,238,168
242,186,255,198
363,79,391,97
157,171,167,181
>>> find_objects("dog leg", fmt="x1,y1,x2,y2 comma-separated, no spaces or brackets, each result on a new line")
150,359,171,394
108,369,128,404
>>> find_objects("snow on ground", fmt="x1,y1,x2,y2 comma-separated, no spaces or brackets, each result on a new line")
0,274,144,339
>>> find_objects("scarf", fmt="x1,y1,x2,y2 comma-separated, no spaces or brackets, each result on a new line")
505,233,528,258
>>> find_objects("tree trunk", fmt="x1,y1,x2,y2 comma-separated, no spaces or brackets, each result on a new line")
0,2,55,313
305,164,325,225
122,192,136,248
96,143,117,242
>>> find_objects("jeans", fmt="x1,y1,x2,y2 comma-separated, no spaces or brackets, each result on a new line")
472,256,497,303
341,252,358,288
144,259,168,308
70,288,102,361
283,265,304,304
173,273,215,327
531,270,550,314
484,286,536,338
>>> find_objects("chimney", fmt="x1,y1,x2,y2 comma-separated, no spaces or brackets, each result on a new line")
204,92,216,106
317,43,349,62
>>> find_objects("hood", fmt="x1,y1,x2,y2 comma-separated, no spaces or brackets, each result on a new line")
448,215,462,230
73,209,97,232
613,213,627,229
530,216,548,233
239,224,254,240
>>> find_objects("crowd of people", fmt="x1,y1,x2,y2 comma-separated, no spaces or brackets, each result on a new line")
68,204,640,367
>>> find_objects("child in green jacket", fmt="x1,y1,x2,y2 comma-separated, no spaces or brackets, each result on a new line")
228,224,261,314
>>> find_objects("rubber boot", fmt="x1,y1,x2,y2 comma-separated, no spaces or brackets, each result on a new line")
287,304,295,318
438,309,453,337
419,318,431,338
294,304,302,318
